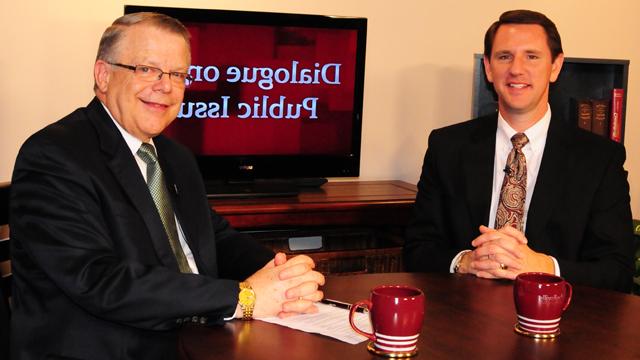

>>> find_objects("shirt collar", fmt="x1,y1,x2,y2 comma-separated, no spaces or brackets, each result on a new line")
497,104,551,153
100,101,154,155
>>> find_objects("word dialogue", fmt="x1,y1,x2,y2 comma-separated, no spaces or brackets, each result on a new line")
188,61,342,90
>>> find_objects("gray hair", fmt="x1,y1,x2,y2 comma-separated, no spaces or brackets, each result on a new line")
95,12,191,63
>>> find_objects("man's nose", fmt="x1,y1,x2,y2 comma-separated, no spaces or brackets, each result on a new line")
509,55,526,75
153,72,174,92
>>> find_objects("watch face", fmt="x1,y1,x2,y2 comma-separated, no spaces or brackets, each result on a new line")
239,289,255,304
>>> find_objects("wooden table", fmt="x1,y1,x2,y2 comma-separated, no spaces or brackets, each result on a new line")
178,273,640,359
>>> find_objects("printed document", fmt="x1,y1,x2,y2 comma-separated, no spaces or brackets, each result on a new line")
258,302,372,344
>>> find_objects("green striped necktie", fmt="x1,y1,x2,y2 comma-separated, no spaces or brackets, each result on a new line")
137,143,192,273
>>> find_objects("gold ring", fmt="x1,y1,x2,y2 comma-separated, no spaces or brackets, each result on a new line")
499,263,508,270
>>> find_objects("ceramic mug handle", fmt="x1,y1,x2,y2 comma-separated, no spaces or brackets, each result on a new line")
563,282,573,311
349,300,375,341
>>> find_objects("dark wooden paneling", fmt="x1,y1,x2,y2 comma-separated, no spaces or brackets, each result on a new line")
210,181,417,274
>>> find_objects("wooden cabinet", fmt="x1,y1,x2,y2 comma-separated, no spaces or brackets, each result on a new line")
209,180,417,274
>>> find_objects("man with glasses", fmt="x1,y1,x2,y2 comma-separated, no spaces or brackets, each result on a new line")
10,12,324,360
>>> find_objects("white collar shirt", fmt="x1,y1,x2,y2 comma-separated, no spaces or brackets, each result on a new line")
101,102,200,274
451,105,560,275
488,105,551,231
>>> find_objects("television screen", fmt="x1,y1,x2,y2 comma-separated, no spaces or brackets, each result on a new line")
124,6,366,187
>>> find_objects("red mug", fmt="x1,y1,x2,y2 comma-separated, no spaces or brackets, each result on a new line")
349,285,425,356
514,272,572,337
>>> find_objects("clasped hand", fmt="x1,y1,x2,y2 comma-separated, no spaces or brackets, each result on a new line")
458,225,554,279
245,252,325,318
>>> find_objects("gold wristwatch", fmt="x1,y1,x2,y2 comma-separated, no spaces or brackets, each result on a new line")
238,281,256,320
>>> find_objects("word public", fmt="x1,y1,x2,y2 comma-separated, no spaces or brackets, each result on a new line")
178,96,319,120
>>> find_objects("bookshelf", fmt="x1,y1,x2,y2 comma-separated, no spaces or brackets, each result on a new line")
472,55,629,143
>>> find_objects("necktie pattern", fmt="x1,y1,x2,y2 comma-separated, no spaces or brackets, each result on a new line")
137,143,191,273
495,133,529,232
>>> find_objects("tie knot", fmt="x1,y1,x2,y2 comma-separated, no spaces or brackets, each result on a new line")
511,133,529,150
137,143,158,165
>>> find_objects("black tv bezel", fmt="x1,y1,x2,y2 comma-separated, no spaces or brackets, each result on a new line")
124,5,367,181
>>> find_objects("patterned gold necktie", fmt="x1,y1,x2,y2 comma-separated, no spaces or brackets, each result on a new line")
137,143,191,273
495,133,529,232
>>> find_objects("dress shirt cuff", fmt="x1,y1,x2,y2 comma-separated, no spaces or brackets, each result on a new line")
450,250,472,273
550,256,561,276
223,306,239,321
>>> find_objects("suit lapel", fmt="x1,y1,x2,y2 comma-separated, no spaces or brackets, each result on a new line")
525,116,571,243
85,98,180,270
462,115,497,228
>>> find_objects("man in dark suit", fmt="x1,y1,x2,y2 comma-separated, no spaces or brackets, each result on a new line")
10,13,324,359
404,10,634,292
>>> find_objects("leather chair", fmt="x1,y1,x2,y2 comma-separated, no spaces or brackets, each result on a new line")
1,182,10,358
634,219,640,295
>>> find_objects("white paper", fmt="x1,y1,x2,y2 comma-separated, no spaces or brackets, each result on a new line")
258,302,372,345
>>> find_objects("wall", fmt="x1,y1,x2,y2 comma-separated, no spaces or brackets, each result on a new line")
1,0,639,216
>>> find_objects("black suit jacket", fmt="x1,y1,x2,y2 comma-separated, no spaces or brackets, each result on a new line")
10,98,274,359
404,114,634,292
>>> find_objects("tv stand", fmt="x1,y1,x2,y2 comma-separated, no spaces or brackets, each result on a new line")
209,180,417,274
205,178,328,199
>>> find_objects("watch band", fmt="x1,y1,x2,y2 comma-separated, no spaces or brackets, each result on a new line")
239,281,255,320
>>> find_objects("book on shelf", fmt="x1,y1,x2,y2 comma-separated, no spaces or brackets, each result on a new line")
573,94,623,141
609,88,624,142
591,99,609,137
575,98,592,131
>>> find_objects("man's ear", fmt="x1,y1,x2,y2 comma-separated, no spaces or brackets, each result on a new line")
483,55,493,83
94,60,110,93
549,53,564,83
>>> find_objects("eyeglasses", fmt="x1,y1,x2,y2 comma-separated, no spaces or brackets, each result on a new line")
108,62,194,87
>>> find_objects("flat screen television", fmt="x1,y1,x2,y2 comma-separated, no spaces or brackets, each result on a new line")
124,5,367,196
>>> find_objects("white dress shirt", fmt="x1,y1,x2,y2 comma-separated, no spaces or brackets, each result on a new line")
488,107,550,230
450,105,560,275
101,103,200,274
